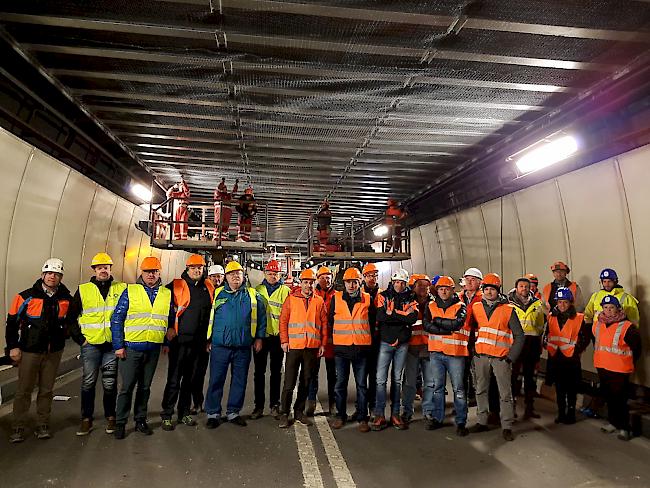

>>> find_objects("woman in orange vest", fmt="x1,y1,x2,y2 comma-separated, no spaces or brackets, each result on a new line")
277,269,327,429
589,295,641,441
544,287,589,425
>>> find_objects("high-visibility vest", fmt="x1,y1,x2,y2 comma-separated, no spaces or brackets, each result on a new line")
172,278,214,331
124,284,171,344
511,299,545,336
586,289,639,325
207,286,258,339
332,291,371,346
427,301,469,356
546,313,583,357
409,306,429,346
78,281,126,345
256,283,290,336
543,282,578,309
473,302,515,358
593,320,634,373
285,294,324,349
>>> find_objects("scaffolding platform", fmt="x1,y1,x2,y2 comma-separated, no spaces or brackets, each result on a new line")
308,251,410,263
151,239,266,251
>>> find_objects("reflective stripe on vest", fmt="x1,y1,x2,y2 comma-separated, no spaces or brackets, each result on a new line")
256,284,290,336
546,313,583,357
512,300,545,336
207,286,258,340
78,281,126,345
427,301,468,356
333,291,371,346
409,306,429,346
473,302,514,358
593,320,634,373
172,278,215,331
124,284,171,344
286,294,324,349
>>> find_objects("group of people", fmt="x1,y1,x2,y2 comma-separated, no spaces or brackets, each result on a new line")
4,253,642,444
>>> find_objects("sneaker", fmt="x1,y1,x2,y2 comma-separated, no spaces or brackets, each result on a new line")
229,416,247,427
250,408,264,420
180,415,197,427
469,423,489,434
9,427,25,444
76,418,93,436
502,429,515,441
425,418,443,431
617,429,631,441
358,421,370,433
114,424,126,440
278,414,290,428
105,417,117,434
601,423,617,434
206,417,222,429
135,421,153,435
456,424,469,437
391,414,408,430
35,425,51,440
305,400,316,417
331,418,345,429
370,416,387,431
161,419,175,431
270,405,281,420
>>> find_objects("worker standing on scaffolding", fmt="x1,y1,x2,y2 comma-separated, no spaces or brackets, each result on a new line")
235,186,258,242
213,177,238,241
316,200,332,251
167,177,190,240
385,199,406,252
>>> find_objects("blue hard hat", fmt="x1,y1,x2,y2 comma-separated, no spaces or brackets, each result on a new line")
599,268,618,281
432,275,441,285
600,294,621,308
555,287,574,302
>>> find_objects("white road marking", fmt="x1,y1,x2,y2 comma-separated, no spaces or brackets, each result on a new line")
313,400,357,488
294,421,325,488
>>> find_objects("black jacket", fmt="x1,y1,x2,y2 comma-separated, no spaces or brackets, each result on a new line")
376,285,418,345
423,294,466,335
6,279,72,353
167,271,213,343
67,276,114,346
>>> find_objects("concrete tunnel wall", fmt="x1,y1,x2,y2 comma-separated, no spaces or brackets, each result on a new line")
378,143,650,388
0,127,189,352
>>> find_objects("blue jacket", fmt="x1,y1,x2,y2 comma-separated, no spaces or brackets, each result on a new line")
210,283,267,347
111,279,175,351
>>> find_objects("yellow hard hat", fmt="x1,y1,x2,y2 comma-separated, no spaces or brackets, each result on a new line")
91,252,113,267
225,261,244,274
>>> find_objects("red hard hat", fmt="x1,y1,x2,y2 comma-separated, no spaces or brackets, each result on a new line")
265,260,281,272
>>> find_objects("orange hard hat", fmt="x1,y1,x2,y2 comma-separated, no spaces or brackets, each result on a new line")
524,273,539,284
265,260,281,272
435,275,455,288
245,187,254,195
140,256,162,271
408,273,431,287
300,269,317,281
482,273,502,288
362,263,378,275
343,267,362,281
551,261,570,272
186,254,206,266
317,266,332,277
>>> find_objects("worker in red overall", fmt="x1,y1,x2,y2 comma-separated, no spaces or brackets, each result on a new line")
235,187,258,242
385,199,406,252
167,178,190,240
213,177,238,241
316,200,332,251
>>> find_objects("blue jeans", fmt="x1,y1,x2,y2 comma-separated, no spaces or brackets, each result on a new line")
205,345,252,420
334,352,368,421
374,342,408,417
402,347,433,418
430,352,467,425
80,342,117,420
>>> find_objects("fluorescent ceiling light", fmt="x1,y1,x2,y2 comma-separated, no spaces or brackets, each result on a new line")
131,183,152,202
515,135,578,174
373,224,389,237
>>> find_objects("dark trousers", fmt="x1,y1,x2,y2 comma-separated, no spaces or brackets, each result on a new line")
365,339,380,412
552,357,581,417
116,347,160,425
161,341,202,420
334,349,368,422
308,357,336,406
192,349,209,409
598,368,631,430
281,349,318,415
511,335,542,407
80,342,117,420
205,344,251,419
253,335,284,409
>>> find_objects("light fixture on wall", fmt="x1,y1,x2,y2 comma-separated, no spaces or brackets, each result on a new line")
373,224,389,237
131,182,152,202
509,133,578,175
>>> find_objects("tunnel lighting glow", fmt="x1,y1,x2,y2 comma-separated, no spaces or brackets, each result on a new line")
515,135,578,174
373,225,389,237
131,183,152,202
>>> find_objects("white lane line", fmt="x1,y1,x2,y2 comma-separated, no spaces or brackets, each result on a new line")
313,400,357,488
294,417,325,488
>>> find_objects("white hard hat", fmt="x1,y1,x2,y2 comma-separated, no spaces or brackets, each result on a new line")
391,268,410,283
42,258,64,274
208,264,225,276
464,267,483,280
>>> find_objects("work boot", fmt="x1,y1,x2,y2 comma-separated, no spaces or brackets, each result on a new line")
229,416,247,427
250,407,264,420
135,421,153,435
617,429,631,441
425,418,442,431
76,418,93,436
295,412,313,426
180,415,197,427
331,418,345,430
35,425,51,440
391,415,408,430
9,427,25,444
271,405,281,420
114,424,126,440
305,400,316,417
358,421,370,433
161,419,175,431
206,417,222,429
370,416,387,431
469,423,489,434
401,414,412,425
502,429,515,441
278,415,290,428
105,417,117,434
456,424,469,437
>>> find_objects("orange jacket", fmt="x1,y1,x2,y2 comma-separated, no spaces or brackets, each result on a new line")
279,289,328,348
172,278,214,332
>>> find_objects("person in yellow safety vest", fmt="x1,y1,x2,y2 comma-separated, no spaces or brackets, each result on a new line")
251,260,291,420
160,254,214,431
110,256,174,440
542,261,583,312
587,295,642,441
67,252,126,437
277,268,328,428
204,261,267,429
584,268,640,326
468,273,524,442
507,277,546,420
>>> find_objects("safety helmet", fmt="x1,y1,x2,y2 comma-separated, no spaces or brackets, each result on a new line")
463,267,483,280
599,268,618,281
362,263,378,276
208,264,225,276
408,273,431,287
600,294,621,308
42,258,64,274
432,275,441,286
435,276,455,288
90,252,113,267
343,267,362,281
186,254,206,266
265,260,281,273
555,287,574,302
140,256,162,271
244,187,254,195
524,273,539,284
387,198,398,207
481,273,502,288
391,268,409,283
300,269,317,281
317,266,332,277
225,261,244,274
551,261,570,272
